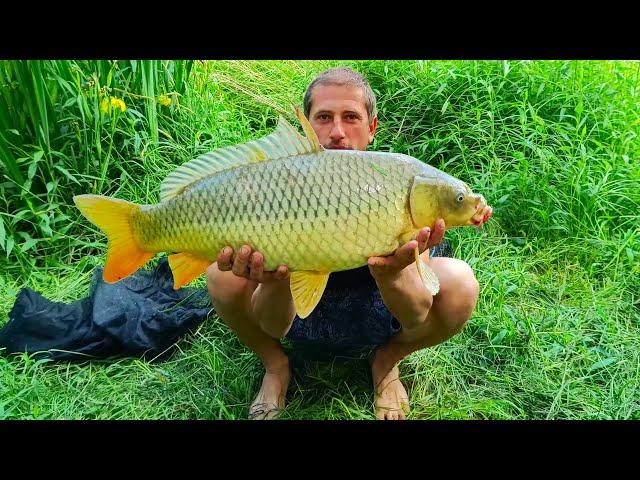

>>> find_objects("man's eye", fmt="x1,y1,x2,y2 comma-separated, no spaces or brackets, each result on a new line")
317,114,331,120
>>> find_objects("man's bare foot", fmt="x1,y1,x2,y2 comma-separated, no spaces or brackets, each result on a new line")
371,350,410,420
248,363,290,420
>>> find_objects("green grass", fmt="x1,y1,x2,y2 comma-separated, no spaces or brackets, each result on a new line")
1,60,639,419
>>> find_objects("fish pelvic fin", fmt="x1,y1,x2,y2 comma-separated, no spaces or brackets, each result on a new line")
290,271,330,319
73,194,154,283
168,252,212,290
415,247,440,296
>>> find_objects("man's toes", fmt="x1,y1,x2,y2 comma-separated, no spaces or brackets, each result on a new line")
263,408,281,420
249,405,281,420
249,402,281,420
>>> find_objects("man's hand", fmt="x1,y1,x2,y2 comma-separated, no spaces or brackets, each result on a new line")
217,245,290,283
366,220,446,329
367,219,445,280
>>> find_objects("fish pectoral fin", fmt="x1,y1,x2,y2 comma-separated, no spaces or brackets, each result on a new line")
290,271,330,319
415,247,440,296
168,252,212,290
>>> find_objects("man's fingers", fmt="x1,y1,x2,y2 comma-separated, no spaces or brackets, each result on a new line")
232,244,252,277
416,227,432,253
217,246,233,271
426,219,445,248
397,240,418,263
369,238,419,272
367,257,393,268
277,265,290,280
249,251,264,281
259,265,290,282
273,265,290,281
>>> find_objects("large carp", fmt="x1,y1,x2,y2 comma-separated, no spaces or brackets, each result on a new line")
74,108,490,318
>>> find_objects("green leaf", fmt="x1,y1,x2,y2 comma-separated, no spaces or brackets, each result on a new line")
63,97,77,109
0,131,25,185
0,217,5,250
441,97,450,115
54,165,82,185
39,213,53,238
589,357,618,372
505,284,517,295
21,237,38,252
491,329,508,345
28,161,38,180
5,236,14,258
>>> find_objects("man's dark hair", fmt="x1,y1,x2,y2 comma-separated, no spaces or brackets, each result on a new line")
303,67,377,124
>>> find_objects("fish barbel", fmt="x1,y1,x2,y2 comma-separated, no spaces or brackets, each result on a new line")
74,107,490,318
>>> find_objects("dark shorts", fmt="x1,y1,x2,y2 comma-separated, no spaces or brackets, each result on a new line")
284,240,452,355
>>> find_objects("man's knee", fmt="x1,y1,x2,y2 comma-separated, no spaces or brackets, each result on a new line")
433,258,480,331
458,272,479,323
448,261,479,329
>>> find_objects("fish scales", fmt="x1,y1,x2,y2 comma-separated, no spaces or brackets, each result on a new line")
133,150,421,272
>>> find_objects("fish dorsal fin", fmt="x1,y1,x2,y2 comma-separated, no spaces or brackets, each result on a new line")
293,105,322,151
160,108,324,202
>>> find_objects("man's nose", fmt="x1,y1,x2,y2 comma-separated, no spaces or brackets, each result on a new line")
329,120,345,139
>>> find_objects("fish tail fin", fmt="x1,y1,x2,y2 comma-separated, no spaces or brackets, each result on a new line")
73,194,154,283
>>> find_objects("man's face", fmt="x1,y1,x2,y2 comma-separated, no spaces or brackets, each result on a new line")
308,84,377,151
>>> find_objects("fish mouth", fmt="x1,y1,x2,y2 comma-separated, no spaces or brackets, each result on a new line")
469,194,490,226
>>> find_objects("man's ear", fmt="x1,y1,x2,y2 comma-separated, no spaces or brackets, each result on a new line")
368,115,378,144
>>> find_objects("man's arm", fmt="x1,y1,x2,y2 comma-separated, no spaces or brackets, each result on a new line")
367,220,446,330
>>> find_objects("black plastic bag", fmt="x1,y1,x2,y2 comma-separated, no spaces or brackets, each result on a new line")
0,258,212,362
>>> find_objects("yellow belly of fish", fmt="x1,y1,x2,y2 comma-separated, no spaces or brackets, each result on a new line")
139,204,411,273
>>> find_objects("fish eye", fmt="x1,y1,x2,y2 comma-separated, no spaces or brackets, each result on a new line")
456,192,465,203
